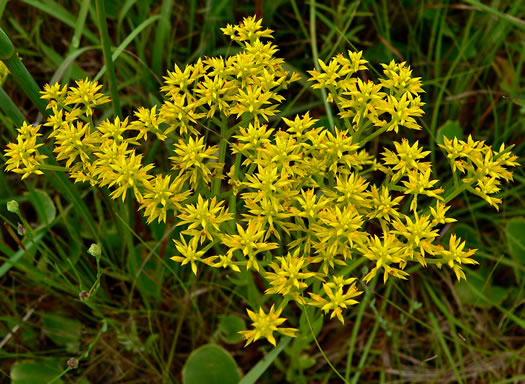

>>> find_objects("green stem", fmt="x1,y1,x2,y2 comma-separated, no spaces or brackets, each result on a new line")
345,279,375,381
0,28,48,115
95,0,121,118
310,0,334,132
0,87,25,127
212,119,229,195
328,85,353,131
443,182,470,204
359,124,389,147
228,153,242,214
40,164,68,172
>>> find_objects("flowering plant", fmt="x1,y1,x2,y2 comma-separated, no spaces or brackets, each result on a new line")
4,15,518,347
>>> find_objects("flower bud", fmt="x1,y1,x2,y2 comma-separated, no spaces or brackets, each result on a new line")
87,243,101,257
7,200,19,213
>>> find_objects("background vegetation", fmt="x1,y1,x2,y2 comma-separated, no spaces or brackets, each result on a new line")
0,0,524,383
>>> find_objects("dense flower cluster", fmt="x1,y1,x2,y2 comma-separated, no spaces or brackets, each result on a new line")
4,16,518,347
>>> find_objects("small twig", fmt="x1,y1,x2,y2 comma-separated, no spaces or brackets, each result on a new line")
0,295,46,350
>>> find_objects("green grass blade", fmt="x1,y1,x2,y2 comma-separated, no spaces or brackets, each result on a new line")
152,0,173,75
93,15,161,82
429,313,464,384
0,29,48,114
72,0,91,50
310,0,334,132
20,0,98,43
345,280,375,382
0,87,25,126
0,231,46,278
464,0,525,31
95,0,121,118
239,337,291,384
49,46,96,85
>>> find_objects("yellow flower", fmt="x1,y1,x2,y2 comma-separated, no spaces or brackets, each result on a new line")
204,253,241,272
65,79,110,116
367,185,403,224
161,62,202,96
231,85,280,121
44,105,83,131
308,58,343,89
430,202,456,226
358,232,408,283
265,249,315,301
49,121,95,169
221,220,278,271
339,78,385,126
243,196,295,240
40,83,68,108
308,278,362,323
347,50,368,73
239,305,297,346
98,116,136,145
282,112,318,136
321,128,361,173
171,235,206,275
439,136,518,210
295,188,330,221
139,174,189,224
232,121,274,157
4,123,48,179
92,140,131,182
256,130,303,177
177,195,233,243
106,151,154,202
380,93,424,132
242,165,292,202
332,172,371,209
438,234,478,281
392,213,439,262
221,15,274,43
401,168,444,212
159,93,204,137
3,16,519,348
170,135,222,189
317,204,364,248
194,75,232,117
382,139,431,181
130,105,167,141
380,60,424,97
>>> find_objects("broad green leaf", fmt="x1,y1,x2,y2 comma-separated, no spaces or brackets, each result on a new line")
454,223,481,249
298,354,316,369
182,344,240,384
0,319,38,348
298,306,323,343
240,337,291,384
0,231,45,278
456,273,508,308
42,313,81,353
128,246,161,302
437,120,463,145
506,217,525,263
217,314,246,344
10,360,63,384
27,189,56,227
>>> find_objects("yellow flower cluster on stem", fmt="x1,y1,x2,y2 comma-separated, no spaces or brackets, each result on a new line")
4,15,518,348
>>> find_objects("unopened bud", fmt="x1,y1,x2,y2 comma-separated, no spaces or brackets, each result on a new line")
17,223,26,236
87,243,101,257
7,200,19,213
67,358,78,369
79,290,89,302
